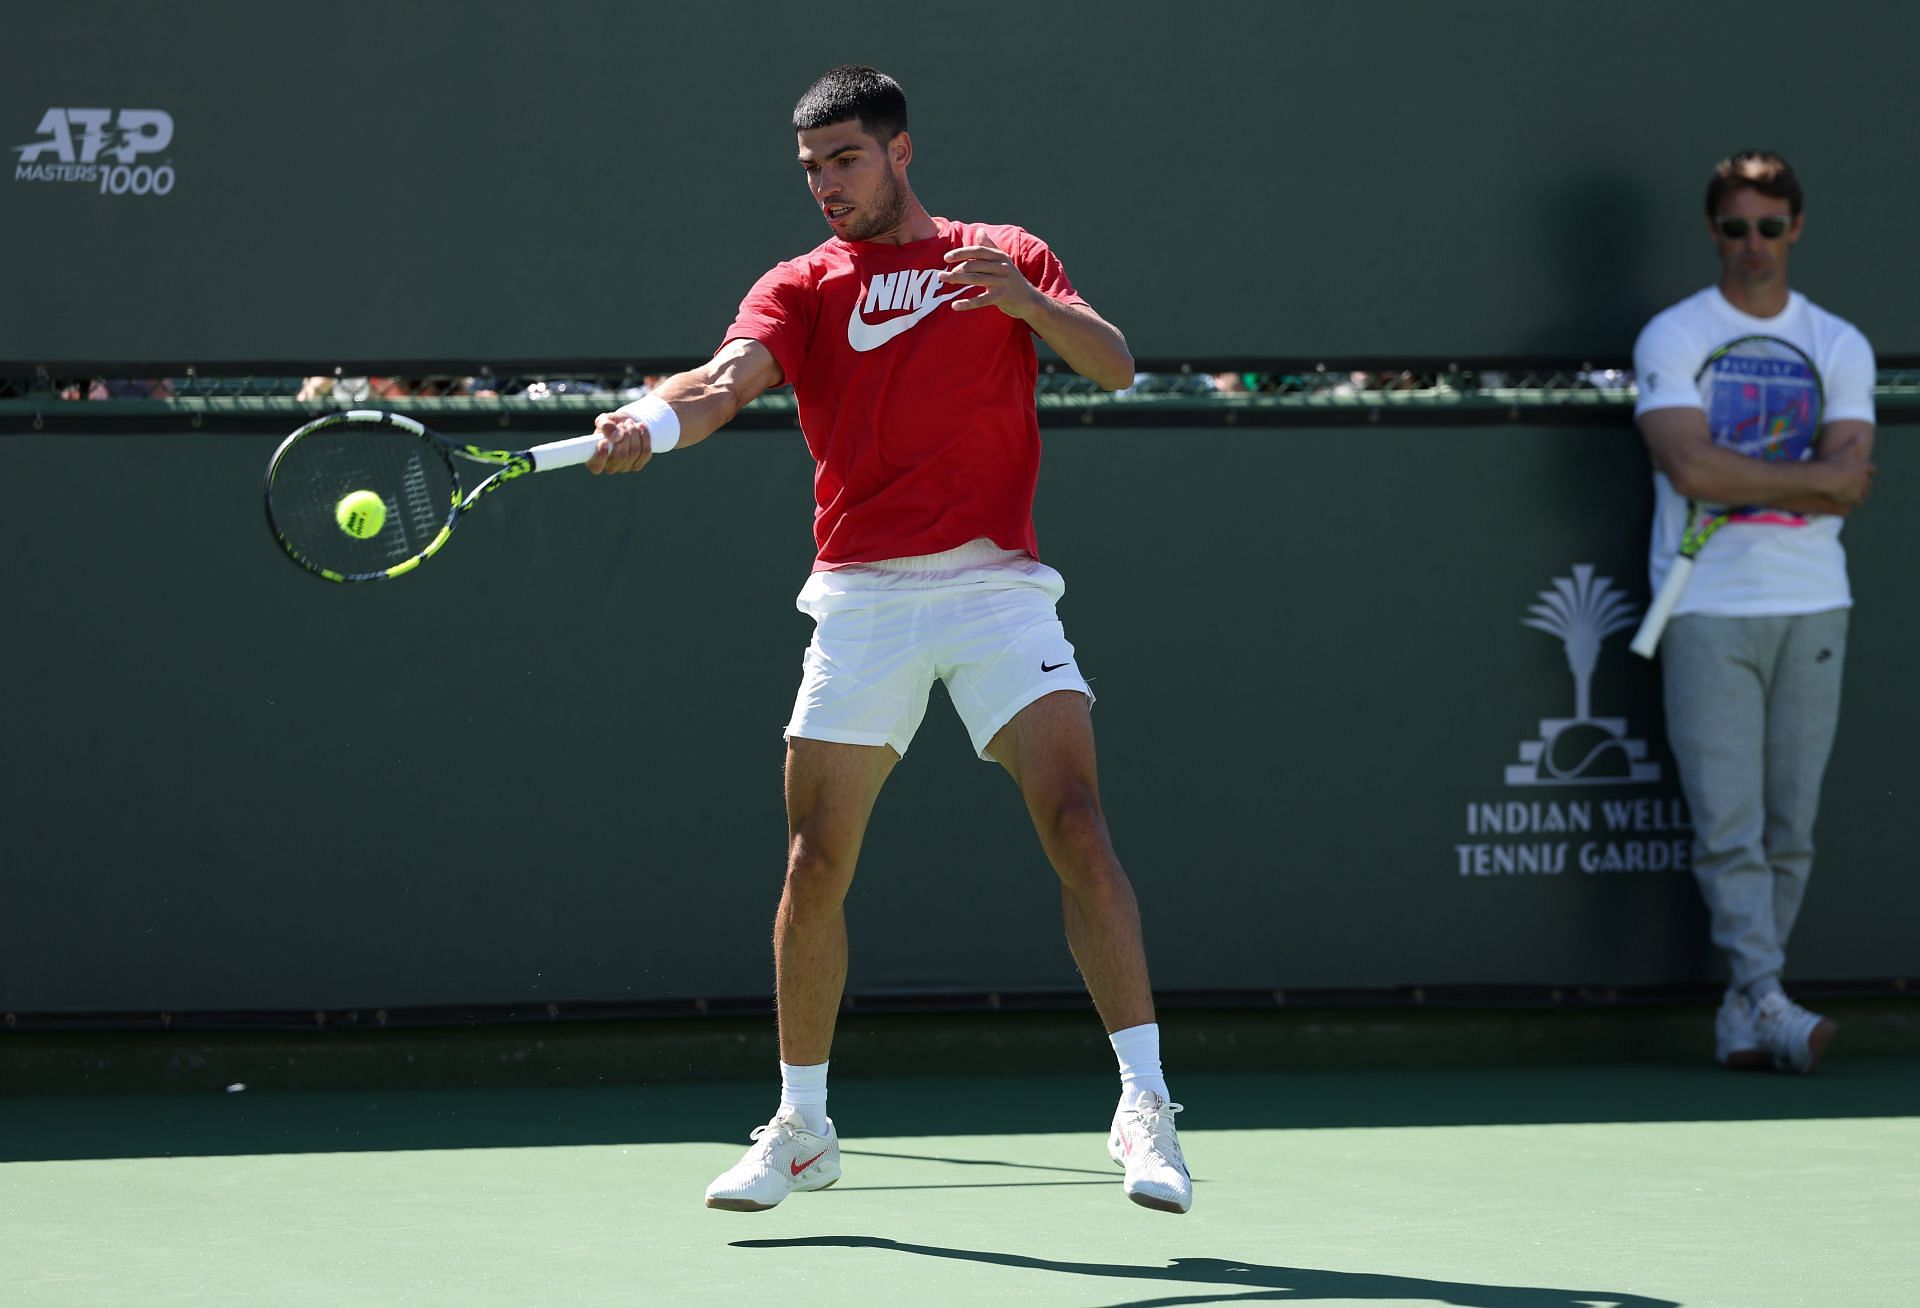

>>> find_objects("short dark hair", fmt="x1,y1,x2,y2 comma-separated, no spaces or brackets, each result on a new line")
792,65,908,144
1706,150,1804,217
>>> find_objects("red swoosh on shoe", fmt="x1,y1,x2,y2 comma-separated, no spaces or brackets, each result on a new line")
791,1149,829,1177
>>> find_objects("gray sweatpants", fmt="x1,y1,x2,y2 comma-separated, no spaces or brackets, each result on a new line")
1661,608,1848,993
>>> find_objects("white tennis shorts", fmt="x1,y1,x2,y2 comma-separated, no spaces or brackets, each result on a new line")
785,538,1095,761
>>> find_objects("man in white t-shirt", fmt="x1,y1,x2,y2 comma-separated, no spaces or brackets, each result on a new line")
1632,151,1877,1074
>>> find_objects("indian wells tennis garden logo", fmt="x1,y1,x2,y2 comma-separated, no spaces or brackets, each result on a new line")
1506,564,1659,786
1452,564,1689,878
12,108,176,195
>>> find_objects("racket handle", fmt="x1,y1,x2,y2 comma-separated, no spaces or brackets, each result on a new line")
1629,556,1694,659
526,433,604,471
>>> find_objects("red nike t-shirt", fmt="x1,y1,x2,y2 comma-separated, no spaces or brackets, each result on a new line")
721,217,1087,567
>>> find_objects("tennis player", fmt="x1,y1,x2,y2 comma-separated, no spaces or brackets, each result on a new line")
587,66,1190,1213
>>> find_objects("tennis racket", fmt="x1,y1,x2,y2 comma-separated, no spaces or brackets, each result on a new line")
1629,334,1823,658
264,409,601,582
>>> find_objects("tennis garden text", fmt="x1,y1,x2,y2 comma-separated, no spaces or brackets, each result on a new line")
1455,797,1691,875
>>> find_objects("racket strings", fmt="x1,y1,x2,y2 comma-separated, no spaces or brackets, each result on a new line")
1702,337,1823,461
268,424,457,578
1693,336,1825,534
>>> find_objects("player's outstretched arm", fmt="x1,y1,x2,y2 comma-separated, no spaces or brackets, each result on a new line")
587,338,784,475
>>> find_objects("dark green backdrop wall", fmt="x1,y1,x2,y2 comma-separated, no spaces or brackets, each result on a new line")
5,0,1916,365
4,425,1913,1013
8,1,1916,1016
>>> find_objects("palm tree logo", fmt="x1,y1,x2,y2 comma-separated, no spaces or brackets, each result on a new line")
1522,565,1638,722
1505,565,1661,786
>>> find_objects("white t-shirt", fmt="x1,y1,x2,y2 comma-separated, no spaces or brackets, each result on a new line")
1633,286,1875,617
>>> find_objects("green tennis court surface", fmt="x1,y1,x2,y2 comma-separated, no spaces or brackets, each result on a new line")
5,1063,1916,1307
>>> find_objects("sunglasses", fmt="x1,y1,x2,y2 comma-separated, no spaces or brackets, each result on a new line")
1716,215,1792,240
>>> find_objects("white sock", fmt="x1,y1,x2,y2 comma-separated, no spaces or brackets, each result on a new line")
1746,977,1785,1005
1108,1022,1170,1106
778,1060,829,1134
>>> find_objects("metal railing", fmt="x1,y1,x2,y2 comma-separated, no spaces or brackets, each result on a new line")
5,363,1918,431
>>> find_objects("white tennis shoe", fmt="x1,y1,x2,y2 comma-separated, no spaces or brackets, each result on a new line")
704,1107,841,1211
1108,1092,1192,1214
1751,991,1837,1075
1714,988,1769,1069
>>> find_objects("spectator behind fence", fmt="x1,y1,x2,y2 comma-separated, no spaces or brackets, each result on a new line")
1631,151,1877,1075
297,375,479,400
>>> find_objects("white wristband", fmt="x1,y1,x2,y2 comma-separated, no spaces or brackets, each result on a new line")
615,393,681,453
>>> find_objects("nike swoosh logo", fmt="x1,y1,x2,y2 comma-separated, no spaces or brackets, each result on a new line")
1041,660,1070,672
847,283,967,352
791,1148,829,1177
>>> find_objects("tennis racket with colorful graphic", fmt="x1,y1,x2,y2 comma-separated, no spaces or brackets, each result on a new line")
1629,334,1823,658
264,410,601,582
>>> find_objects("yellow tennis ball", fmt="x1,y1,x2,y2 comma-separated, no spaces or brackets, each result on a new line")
335,489,387,539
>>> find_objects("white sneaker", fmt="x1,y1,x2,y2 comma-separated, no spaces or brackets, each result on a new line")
1107,1093,1192,1214
1715,989,1769,1069
1751,991,1837,1075
704,1107,841,1211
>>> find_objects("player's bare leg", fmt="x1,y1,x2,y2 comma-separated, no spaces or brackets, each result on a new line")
705,737,894,1212
775,737,897,1063
989,688,1192,1213
989,690,1153,1032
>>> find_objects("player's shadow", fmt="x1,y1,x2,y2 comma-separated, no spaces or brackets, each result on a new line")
732,1236,1682,1308
841,1147,1115,1175
832,1146,1120,1191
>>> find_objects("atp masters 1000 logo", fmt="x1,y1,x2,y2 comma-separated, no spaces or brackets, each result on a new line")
13,108,176,196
